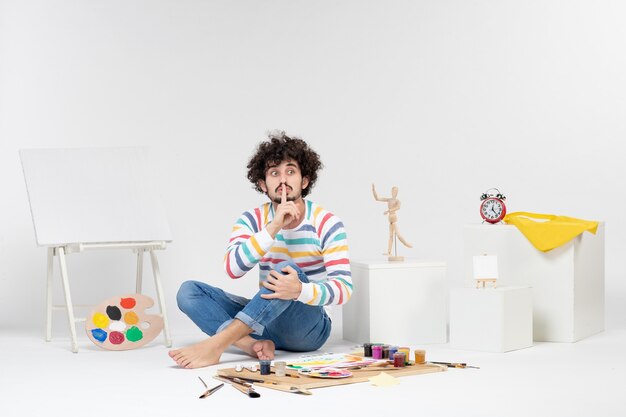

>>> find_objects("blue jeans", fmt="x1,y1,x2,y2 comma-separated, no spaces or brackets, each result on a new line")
176,261,332,352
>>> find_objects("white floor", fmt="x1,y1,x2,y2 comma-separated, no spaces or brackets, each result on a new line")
2,328,625,417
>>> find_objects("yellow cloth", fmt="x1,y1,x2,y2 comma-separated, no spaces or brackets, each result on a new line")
503,212,599,252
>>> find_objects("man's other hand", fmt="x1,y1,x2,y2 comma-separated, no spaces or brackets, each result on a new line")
261,265,303,300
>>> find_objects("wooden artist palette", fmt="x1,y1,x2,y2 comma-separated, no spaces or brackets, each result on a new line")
85,294,163,350
217,361,446,391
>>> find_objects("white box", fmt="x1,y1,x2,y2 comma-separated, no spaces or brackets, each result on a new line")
464,223,604,342
342,259,447,345
450,286,533,352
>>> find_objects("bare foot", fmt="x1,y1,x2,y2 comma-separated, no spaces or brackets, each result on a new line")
234,336,276,360
168,319,277,368
252,340,275,360
168,338,224,369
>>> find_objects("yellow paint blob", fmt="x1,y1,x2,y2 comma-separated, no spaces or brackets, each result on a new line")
92,312,109,329
124,311,139,325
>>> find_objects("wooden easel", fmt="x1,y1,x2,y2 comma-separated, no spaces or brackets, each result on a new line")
46,242,172,353
21,147,173,352
475,278,497,288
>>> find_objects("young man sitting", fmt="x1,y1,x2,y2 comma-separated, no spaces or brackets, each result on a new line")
169,131,352,369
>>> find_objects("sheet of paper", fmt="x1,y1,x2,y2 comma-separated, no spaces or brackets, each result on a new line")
369,372,399,387
288,353,377,369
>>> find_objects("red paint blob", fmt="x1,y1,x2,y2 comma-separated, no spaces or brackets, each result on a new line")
109,331,125,345
120,297,136,309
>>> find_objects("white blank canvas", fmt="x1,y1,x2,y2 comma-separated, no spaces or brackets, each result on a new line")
473,255,499,279
20,147,172,246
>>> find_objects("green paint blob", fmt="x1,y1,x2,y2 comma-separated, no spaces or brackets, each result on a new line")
126,326,143,342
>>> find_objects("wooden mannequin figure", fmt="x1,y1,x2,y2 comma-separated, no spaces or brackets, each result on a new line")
372,184,413,261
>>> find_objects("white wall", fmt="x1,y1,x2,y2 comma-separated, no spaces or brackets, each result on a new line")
1,0,625,337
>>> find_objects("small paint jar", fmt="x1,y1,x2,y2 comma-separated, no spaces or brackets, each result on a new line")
414,349,426,364
388,346,398,359
259,360,271,375
398,347,410,363
382,345,390,359
363,342,373,357
393,352,406,368
274,361,287,377
372,345,383,359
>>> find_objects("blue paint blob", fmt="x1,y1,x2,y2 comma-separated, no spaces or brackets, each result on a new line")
91,328,108,342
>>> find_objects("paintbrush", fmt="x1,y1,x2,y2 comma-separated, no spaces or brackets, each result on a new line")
430,361,480,369
219,374,312,395
254,381,313,395
213,375,261,398
198,377,224,398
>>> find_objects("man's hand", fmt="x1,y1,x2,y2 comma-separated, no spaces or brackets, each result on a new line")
267,185,300,237
261,265,303,300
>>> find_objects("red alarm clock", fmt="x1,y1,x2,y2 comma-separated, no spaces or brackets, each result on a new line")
480,188,506,224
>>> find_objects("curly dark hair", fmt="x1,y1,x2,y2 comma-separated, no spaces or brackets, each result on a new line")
247,131,323,198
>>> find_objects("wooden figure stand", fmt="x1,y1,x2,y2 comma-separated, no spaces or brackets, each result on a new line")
20,147,173,352
372,184,413,262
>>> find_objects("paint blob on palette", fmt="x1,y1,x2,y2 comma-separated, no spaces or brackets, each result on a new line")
298,367,353,379
85,294,164,351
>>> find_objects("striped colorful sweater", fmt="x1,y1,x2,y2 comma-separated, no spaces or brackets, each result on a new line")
224,200,352,306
